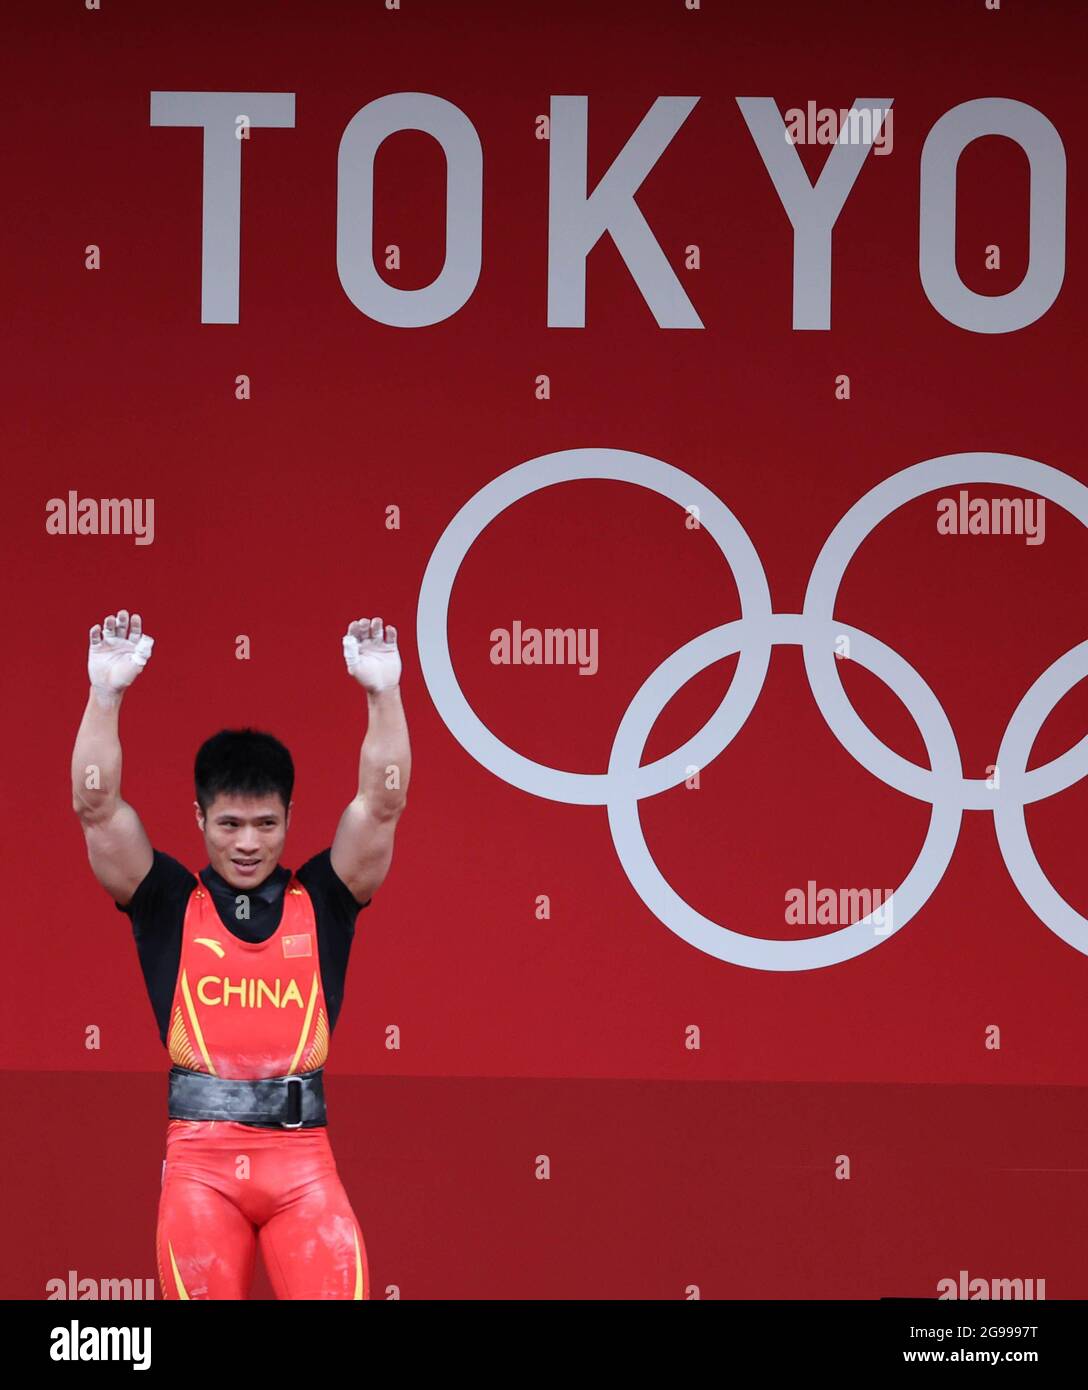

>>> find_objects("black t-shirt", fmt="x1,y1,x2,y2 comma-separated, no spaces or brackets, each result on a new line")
115,849,370,1046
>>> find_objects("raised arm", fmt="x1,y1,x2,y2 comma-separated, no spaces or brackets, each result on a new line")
330,616,410,904
71,609,155,906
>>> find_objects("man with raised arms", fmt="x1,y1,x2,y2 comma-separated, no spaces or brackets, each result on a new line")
70,608,409,1299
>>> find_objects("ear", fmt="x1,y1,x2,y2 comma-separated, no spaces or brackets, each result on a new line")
193,799,205,831
285,799,294,830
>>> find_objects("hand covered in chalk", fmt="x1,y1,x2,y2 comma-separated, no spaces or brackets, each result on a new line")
342,616,401,694
88,609,155,701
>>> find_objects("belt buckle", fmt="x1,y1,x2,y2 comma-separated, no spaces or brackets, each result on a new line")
282,1075,303,1129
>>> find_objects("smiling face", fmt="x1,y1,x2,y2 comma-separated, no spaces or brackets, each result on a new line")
194,792,293,889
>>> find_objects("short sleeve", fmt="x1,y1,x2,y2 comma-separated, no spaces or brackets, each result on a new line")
115,848,196,922
296,848,372,921
113,849,197,1047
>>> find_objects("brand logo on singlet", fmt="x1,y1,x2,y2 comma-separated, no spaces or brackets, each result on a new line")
195,976,306,1008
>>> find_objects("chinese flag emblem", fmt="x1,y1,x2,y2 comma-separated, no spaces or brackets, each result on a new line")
282,934,313,959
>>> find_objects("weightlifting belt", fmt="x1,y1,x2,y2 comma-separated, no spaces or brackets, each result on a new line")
168,1065,327,1129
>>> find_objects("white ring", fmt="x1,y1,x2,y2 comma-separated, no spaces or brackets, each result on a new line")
416,447,1088,966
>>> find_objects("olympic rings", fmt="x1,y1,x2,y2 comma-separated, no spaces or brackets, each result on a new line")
416,448,1088,970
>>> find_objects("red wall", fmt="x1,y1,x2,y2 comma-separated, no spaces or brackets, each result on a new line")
5,0,1087,1298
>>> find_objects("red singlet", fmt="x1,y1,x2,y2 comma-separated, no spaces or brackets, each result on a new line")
156,876,369,1300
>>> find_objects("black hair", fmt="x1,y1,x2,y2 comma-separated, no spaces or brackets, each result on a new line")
194,728,295,816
